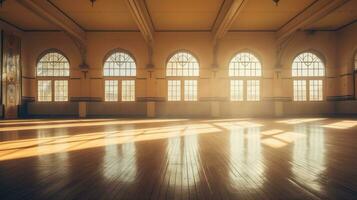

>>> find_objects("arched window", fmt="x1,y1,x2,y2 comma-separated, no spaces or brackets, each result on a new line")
166,51,199,101
37,51,69,102
103,50,136,101
292,52,325,101
229,52,262,101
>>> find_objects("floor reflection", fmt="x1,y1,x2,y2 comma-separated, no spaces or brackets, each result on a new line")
165,131,200,191
36,131,69,194
292,124,325,192
103,138,137,183
229,127,264,191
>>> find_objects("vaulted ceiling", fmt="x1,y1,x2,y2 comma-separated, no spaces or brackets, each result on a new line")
0,0,356,32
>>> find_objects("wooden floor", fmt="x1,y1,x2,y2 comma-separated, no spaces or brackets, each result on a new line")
0,117,357,200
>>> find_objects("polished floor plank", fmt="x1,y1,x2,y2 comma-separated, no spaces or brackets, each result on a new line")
0,118,357,199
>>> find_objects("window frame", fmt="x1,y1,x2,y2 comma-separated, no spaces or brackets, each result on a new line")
166,50,200,102
291,51,325,102
36,50,70,102
228,51,262,101
102,49,137,102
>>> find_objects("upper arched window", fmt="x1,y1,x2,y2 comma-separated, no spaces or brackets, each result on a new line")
37,51,69,77
166,51,199,76
292,52,325,77
229,52,262,77
103,51,136,76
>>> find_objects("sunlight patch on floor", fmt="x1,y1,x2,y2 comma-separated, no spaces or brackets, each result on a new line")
321,120,357,129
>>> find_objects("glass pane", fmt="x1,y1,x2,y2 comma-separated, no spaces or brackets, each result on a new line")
309,80,323,101
229,52,262,77
105,80,118,101
54,80,68,101
166,52,199,77
104,52,136,77
168,80,181,101
184,80,198,101
292,52,325,77
247,80,260,101
230,80,243,101
37,52,69,77
38,80,52,102
293,80,307,101
122,80,135,101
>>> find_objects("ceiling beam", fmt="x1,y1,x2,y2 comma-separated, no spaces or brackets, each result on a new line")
126,0,154,43
277,0,351,43
212,0,247,42
16,0,86,45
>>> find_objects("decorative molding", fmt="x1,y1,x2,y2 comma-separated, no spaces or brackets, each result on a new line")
263,97,292,102
22,76,35,80
199,97,228,102
70,97,102,102
136,97,165,102
326,95,354,101
22,96,35,102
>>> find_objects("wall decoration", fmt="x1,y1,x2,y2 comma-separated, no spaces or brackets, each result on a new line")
2,32,21,119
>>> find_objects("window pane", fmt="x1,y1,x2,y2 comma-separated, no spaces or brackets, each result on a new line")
104,52,136,77
37,52,69,77
105,80,118,101
247,80,260,101
229,52,262,77
293,80,307,101
230,80,243,101
168,80,181,101
309,80,323,101
166,52,199,77
54,80,68,101
184,80,198,101
38,80,52,102
292,52,325,77
122,80,135,101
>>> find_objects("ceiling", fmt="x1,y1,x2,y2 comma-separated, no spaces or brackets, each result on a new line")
0,1,58,30
231,0,316,30
0,0,355,32
50,0,138,30
146,0,223,30
306,0,357,30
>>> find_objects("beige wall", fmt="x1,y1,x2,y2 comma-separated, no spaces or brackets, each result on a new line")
336,24,357,97
20,23,357,117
